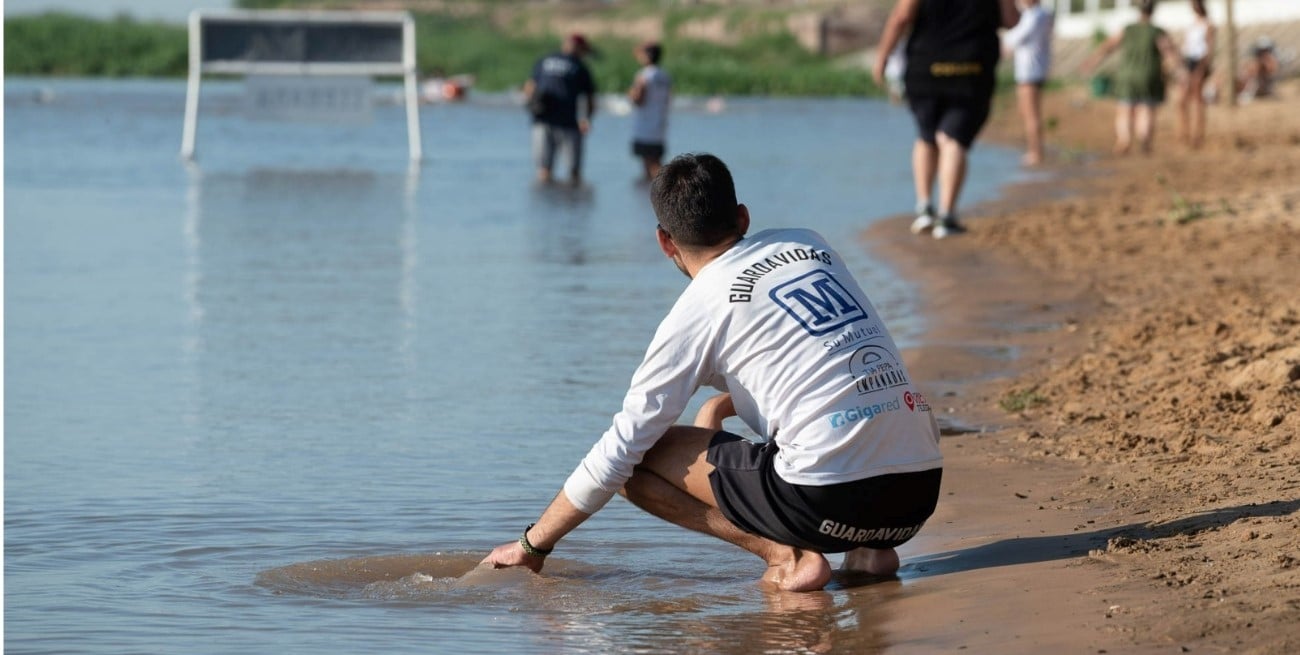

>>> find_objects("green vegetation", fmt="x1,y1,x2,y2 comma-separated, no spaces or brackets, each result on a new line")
1170,194,1210,224
4,12,188,77
5,8,878,96
646,33,873,96
413,13,559,91
998,387,1049,413
416,12,873,95
1155,174,1224,225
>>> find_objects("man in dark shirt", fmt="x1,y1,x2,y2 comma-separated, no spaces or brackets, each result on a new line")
524,33,598,185
874,0,1020,238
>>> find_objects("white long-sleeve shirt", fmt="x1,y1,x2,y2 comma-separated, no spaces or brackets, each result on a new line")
563,228,942,514
1004,5,1054,84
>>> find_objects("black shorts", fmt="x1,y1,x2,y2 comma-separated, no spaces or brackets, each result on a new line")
706,431,942,553
1183,57,1212,76
907,92,993,149
632,140,665,159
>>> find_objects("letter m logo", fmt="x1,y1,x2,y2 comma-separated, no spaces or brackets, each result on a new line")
770,270,868,336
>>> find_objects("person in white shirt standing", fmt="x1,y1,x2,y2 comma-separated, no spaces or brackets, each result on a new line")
482,153,943,592
1003,0,1054,166
1177,0,1214,148
628,42,672,181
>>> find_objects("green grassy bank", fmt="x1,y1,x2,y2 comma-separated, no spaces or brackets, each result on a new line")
4,10,878,97
4,13,190,77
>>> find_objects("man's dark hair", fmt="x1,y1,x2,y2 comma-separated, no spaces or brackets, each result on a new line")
643,43,662,65
651,153,740,248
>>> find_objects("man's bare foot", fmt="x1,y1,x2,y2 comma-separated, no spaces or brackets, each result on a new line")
1022,152,1043,166
840,547,900,576
761,549,832,592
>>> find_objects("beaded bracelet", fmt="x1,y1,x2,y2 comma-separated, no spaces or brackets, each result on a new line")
519,523,553,557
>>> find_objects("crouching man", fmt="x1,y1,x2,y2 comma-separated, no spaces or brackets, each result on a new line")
483,153,943,592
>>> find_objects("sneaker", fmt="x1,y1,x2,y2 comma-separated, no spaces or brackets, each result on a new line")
909,205,930,236
910,213,936,235
932,216,967,239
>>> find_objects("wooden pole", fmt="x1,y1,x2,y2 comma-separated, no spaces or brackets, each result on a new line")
1225,0,1238,107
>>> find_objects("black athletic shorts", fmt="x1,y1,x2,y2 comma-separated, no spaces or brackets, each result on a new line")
706,431,942,553
631,140,665,159
907,91,993,149
1183,57,1212,75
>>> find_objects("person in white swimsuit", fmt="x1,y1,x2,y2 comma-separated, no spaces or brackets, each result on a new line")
1003,0,1054,165
482,153,943,592
1178,0,1215,148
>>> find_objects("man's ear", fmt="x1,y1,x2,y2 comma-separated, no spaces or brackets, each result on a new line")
736,204,751,236
657,225,677,259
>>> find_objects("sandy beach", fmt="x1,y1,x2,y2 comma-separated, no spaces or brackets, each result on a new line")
868,80,1299,652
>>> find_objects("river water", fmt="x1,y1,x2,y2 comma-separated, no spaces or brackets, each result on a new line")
4,77,1022,654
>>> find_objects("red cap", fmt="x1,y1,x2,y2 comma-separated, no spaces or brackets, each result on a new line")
569,33,597,56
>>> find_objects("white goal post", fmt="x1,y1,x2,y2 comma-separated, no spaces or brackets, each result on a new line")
180,9,422,162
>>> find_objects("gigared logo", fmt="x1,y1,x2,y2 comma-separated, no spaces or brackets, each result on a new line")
827,398,902,428
770,270,867,336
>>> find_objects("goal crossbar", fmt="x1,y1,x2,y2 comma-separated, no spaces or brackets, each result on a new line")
181,9,423,161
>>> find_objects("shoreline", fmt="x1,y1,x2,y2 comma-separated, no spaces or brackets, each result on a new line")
868,126,1101,432
866,81,1300,652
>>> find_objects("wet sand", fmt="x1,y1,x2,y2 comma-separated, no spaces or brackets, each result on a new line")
869,80,1300,652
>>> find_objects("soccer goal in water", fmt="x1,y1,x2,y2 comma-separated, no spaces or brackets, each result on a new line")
180,9,422,162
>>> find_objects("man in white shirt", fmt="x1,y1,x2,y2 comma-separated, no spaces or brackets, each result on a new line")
627,42,672,181
483,153,943,592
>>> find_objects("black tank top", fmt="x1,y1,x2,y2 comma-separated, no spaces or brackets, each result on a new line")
904,0,1002,97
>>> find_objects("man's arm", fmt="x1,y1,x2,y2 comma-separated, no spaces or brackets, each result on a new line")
1002,8,1034,50
481,490,591,572
628,71,647,106
523,57,543,101
1081,31,1123,74
481,295,714,573
998,0,1022,30
1156,32,1183,77
873,0,920,86
693,393,735,430
580,68,597,133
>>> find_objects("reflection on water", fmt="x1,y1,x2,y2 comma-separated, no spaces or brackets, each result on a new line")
257,551,900,654
525,181,597,266
182,167,422,440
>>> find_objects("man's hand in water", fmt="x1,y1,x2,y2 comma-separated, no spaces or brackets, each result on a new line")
480,493,588,573
481,540,546,573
